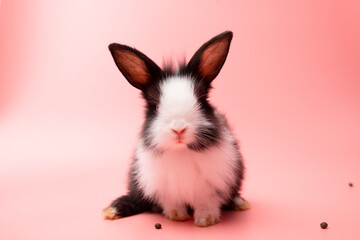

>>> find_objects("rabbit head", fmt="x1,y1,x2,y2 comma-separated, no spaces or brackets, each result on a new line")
109,31,233,152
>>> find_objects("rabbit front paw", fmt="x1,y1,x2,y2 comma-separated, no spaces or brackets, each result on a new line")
164,208,191,221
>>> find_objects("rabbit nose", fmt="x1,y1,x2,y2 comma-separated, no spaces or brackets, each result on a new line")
171,127,187,136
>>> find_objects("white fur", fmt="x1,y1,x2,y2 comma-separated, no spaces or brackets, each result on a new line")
134,75,240,222
149,76,211,150
135,133,238,206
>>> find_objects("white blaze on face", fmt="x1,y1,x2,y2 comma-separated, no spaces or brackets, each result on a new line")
150,76,206,149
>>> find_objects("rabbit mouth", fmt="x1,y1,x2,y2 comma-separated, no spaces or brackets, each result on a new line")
175,136,185,144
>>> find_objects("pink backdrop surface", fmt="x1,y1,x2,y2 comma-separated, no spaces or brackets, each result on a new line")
1,0,360,239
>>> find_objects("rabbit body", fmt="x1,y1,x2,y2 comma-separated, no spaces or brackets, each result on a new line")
103,31,249,227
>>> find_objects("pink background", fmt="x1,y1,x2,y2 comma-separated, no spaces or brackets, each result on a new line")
1,0,360,239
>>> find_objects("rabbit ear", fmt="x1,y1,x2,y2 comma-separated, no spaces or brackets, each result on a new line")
186,31,233,84
109,43,162,90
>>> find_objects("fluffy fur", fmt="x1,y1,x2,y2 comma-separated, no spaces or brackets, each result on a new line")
103,31,249,227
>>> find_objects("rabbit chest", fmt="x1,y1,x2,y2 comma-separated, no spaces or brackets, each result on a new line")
134,139,239,206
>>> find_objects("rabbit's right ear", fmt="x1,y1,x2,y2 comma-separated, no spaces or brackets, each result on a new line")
185,31,233,84
109,44,162,90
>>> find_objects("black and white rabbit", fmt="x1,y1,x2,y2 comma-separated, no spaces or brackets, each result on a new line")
103,31,250,227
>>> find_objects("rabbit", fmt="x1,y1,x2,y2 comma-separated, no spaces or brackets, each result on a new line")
102,31,250,227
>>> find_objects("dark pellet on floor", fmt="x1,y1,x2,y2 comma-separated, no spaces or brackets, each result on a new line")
320,222,328,229
349,182,353,187
155,223,162,229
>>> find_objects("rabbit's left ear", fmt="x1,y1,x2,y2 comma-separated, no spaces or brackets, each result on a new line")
108,43,162,90
186,31,233,84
